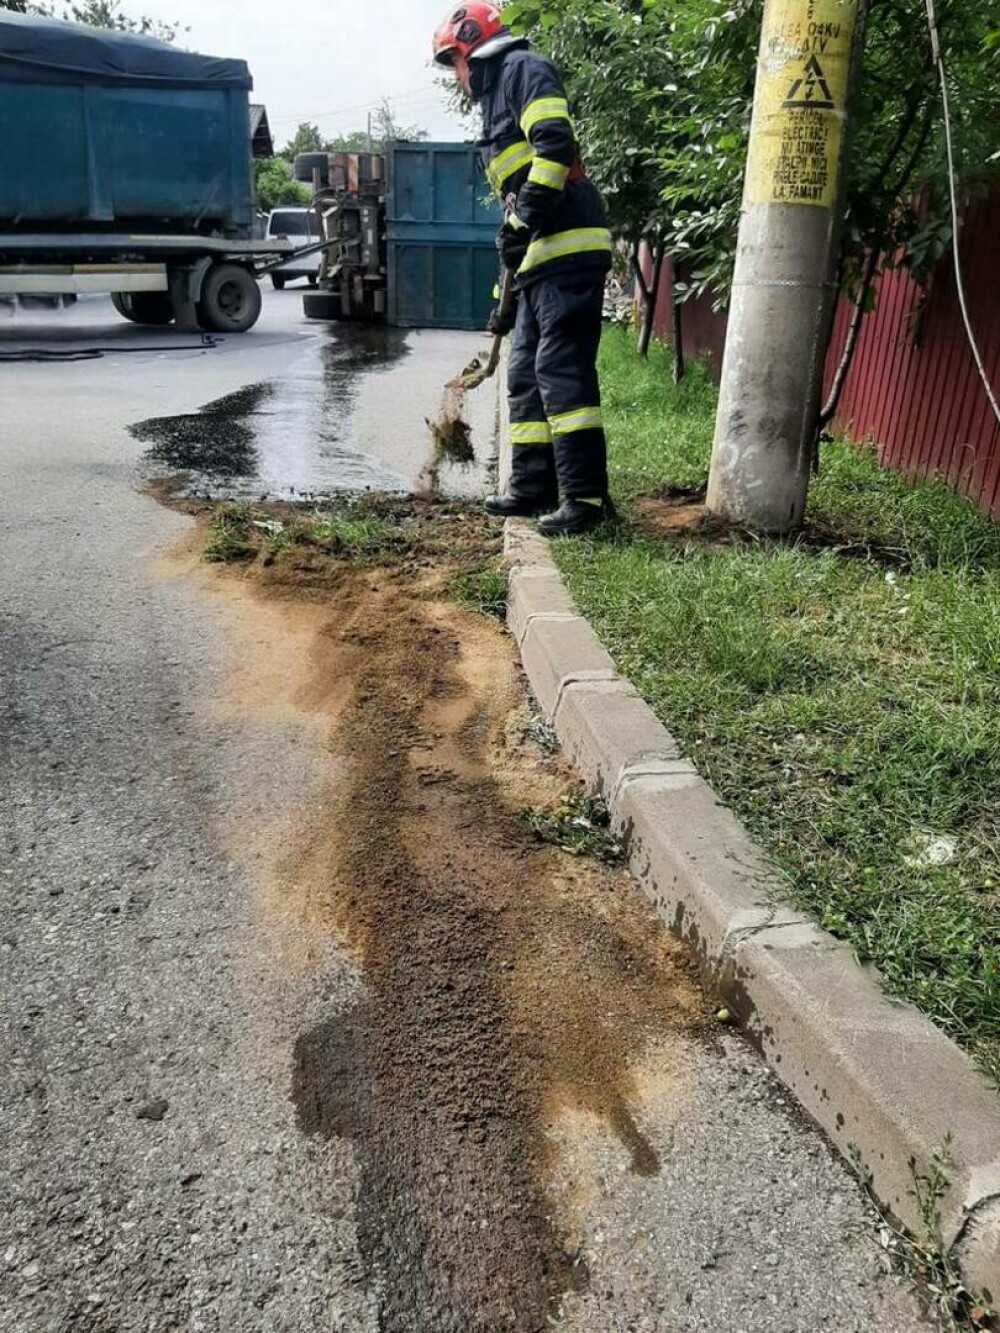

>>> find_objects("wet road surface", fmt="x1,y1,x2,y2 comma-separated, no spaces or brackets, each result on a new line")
0,292,932,1331
2,292,498,500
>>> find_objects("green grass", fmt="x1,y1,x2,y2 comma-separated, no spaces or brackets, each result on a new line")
202,501,402,564
448,564,509,620
552,327,1000,1082
269,510,399,556
203,502,259,563
592,333,720,500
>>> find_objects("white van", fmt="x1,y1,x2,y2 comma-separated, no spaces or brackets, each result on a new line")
265,207,321,290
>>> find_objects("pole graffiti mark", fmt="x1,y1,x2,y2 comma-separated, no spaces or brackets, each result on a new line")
745,0,859,209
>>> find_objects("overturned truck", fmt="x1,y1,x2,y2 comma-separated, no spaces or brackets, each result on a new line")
295,150,387,323
297,141,502,333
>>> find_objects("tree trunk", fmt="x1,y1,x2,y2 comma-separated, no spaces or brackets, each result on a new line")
632,240,665,359
630,243,650,354
818,246,879,430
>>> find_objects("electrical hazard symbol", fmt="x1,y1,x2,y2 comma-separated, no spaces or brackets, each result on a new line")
782,56,834,109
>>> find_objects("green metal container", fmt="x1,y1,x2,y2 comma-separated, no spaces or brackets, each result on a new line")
386,141,501,332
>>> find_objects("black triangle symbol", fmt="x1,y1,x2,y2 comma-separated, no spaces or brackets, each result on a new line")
783,56,835,109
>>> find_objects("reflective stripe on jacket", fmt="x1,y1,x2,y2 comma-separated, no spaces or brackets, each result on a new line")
474,44,612,285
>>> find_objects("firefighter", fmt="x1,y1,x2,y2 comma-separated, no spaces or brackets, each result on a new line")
433,2,614,537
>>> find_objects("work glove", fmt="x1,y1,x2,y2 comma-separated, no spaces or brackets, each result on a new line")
497,219,530,274
487,301,516,338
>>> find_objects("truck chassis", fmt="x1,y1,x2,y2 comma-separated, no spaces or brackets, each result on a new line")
0,233,296,333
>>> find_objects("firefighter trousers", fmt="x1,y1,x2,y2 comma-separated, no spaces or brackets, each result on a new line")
506,268,609,504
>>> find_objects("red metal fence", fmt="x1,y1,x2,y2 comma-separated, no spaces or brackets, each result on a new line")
648,188,1000,521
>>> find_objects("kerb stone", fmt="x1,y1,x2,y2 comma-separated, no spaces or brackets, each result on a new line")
553,679,686,800
519,615,616,718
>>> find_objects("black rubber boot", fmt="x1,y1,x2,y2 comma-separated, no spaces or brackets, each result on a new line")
484,492,556,518
537,498,610,537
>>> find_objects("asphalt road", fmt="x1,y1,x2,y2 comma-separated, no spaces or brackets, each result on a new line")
1,292,931,1331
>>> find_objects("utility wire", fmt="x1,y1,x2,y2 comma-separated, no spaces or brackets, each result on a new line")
923,0,1000,428
270,87,442,129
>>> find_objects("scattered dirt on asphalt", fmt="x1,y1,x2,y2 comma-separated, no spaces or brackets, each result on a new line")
157,494,709,1332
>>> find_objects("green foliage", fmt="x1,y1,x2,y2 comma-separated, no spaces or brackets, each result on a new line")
505,0,675,248
504,0,1000,307
861,1137,995,1328
253,158,310,213
62,0,179,37
280,122,327,162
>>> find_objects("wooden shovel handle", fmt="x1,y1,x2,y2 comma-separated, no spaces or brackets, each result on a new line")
483,267,517,377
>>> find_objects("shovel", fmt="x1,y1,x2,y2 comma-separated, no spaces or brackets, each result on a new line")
448,267,516,392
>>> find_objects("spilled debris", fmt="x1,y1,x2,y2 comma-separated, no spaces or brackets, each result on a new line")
163,492,707,1331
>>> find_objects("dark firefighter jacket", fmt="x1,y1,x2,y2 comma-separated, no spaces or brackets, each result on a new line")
471,40,612,286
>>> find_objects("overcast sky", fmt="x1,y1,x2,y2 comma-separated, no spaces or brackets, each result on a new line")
138,0,470,147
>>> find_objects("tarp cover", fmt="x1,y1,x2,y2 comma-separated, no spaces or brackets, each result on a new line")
0,11,252,90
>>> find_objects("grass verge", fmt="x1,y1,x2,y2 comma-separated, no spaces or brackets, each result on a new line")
448,565,509,621
203,499,407,565
197,493,507,610
551,327,1000,1086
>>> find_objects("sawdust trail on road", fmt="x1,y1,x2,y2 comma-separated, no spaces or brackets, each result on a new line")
165,500,708,1332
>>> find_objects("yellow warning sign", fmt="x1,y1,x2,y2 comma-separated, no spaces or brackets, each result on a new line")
744,0,858,209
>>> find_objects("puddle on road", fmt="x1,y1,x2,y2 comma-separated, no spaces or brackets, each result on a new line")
135,325,495,501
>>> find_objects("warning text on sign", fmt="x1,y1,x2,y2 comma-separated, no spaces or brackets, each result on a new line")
744,0,858,210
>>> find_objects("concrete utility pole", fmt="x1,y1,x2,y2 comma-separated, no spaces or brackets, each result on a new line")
706,0,869,532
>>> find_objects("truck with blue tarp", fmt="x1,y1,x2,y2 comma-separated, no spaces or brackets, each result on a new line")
0,11,293,332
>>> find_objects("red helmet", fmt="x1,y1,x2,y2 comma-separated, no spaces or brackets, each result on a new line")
432,3,506,66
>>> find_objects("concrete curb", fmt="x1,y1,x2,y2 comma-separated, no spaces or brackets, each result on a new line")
503,518,1000,1300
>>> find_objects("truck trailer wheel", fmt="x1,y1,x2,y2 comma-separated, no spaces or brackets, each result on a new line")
111,292,174,325
197,264,263,334
111,292,137,321
302,292,343,321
